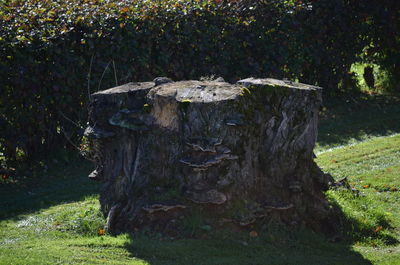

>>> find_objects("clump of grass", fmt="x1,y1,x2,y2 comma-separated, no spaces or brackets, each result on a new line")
52,201,106,236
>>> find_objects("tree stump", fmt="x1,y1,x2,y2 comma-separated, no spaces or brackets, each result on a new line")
86,77,334,234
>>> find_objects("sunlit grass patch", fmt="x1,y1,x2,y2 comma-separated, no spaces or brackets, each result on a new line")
317,134,400,251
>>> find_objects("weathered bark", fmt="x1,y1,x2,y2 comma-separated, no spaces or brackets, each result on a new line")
86,77,334,234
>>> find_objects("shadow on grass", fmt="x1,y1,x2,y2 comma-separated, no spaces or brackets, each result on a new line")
119,93,400,264
0,155,375,265
318,94,400,150
328,191,399,247
2,93,398,264
123,227,373,265
0,156,98,220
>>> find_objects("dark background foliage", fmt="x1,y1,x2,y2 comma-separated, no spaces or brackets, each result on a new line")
0,0,398,166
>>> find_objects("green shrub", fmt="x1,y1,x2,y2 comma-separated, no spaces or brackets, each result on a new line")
0,0,397,165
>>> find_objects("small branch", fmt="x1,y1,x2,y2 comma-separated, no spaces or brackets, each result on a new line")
58,115,99,162
87,53,95,100
97,61,111,92
112,60,118,86
60,128,95,162
60,129,80,150
59,111,83,129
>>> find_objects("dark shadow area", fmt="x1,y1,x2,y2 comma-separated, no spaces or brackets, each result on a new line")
0,156,98,220
117,92,399,265
123,228,373,265
0,155,375,265
318,93,400,150
0,156,373,265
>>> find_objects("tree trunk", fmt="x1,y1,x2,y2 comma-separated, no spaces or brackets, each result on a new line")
86,77,334,235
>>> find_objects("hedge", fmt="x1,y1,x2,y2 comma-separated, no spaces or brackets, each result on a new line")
0,0,397,165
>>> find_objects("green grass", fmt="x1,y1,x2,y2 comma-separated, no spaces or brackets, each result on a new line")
1,95,400,264
317,134,400,264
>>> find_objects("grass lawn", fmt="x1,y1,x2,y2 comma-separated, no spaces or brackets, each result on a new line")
0,94,399,264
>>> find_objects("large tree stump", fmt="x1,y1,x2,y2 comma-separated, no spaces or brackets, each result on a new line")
86,77,334,234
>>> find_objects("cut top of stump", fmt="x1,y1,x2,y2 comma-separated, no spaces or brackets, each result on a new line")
237,78,322,91
151,80,241,103
91,78,322,105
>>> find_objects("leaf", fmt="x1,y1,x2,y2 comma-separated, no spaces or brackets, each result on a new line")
120,7,129,13
249,231,258,237
76,16,84,23
200,225,212,231
98,229,106,236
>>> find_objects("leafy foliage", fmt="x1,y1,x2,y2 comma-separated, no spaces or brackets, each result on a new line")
0,0,398,164
356,0,400,92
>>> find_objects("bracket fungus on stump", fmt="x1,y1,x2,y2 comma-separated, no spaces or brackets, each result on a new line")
86,77,334,234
